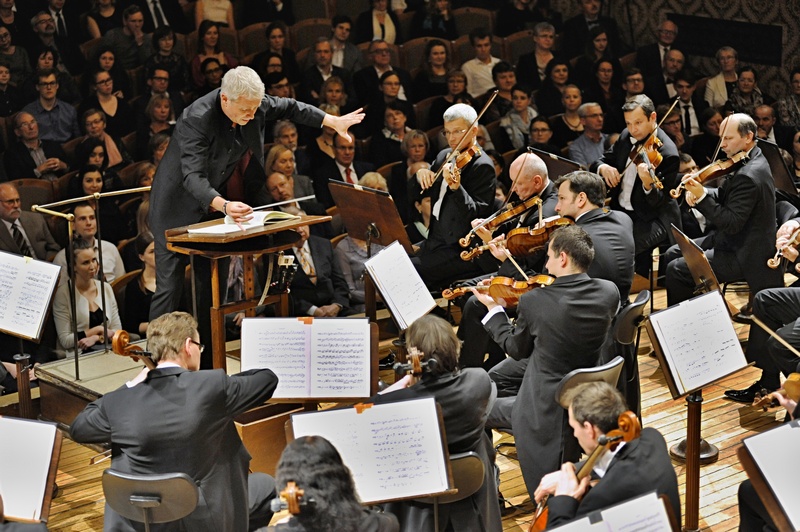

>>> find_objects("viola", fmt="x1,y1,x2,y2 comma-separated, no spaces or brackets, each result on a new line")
768,228,800,269
530,411,641,532
111,330,156,370
670,150,748,199
442,274,554,306
629,134,664,189
461,217,573,261
273,481,311,515
752,373,800,411
393,346,437,379
459,194,542,249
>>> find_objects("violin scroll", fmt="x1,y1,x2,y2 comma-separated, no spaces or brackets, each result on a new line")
112,330,156,370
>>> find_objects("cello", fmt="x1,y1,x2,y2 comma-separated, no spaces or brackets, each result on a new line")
529,411,641,532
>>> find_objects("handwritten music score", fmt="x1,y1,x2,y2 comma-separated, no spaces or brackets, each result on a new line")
648,291,747,395
290,397,450,504
549,492,673,531
364,241,436,330
0,250,60,341
240,317,371,399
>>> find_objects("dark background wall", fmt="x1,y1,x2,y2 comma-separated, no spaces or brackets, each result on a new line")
552,0,800,98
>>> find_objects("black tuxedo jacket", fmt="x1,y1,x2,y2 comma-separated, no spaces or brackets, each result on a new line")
288,235,351,315
576,207,635,304
590,127,681,237
4,139,67,181
635,43,664,78
547,428,681,527
0,211,61,261
71,366,279,531
310,158,375,209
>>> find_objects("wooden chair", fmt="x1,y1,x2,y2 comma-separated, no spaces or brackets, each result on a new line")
118,161,151,189
12,179,54,211
451,34,504,66
483,119,511,154
238,22,269,58
111,268,142,325
291,0,331,21
80,37,102,62
452,7,495,36
397,11,415,46
289,18,331,52
126,66,144,99
376,161,401,183
53,170,78,202
330,233,347,248
503,30,535,66
295,46,311,71
619,51,637,72
501,149,516,167
334,0,362,22
61,137,83,165
355,136,371,162
413,95,439,133
185,26,240,61
121,132,137,159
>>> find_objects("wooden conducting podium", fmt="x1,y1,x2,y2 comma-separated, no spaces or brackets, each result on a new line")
165,214,330,370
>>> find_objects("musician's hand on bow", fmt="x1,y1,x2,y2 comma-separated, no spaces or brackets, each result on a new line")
554,462,589,499
598,165,621,188
416,168,436,190
487,234,507,262
683,176,704,200
534,470,561,503
781,244,799,262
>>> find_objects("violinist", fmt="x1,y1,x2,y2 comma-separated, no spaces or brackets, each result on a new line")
369,315,502,532
456,151,557,369
591,94,681,279
664,113,782,303
533,382,680,528
473,225,619,497
410,103,496,289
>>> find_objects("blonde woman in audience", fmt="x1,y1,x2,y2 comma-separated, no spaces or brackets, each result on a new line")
265,144,314,199
148,133,170,167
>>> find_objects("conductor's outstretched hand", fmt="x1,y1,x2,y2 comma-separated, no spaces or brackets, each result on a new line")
322,108,365,142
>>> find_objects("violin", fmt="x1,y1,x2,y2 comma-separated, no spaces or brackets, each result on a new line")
459,194,542,249
670,150,748,199
271,481,313,515
768,228,800,269
461,217,573,261
530,411,641,532
393,346,437,379
111,330,156,370
752,373,800,411
442,274,554,306
629,134,664,190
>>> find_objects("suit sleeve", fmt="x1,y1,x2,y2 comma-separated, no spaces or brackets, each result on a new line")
694,175,758,235
71,398,112,443
224,368,279,417
483,304,535,361
177,114,221,210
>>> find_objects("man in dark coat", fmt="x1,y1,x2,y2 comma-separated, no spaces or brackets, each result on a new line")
71,312,279,532
310,134,374,209
560,0,625,60
534,381,681,528
148,66,362,368
0,183,60,261
475,225,619,494
4,112,69,181
591,94,681,277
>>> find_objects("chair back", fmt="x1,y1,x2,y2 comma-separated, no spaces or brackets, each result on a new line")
102,469,198,525
415,451,484,505
615,290,650,346
555,356,624,409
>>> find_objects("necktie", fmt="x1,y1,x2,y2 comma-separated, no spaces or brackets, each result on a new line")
11,222,34,259
297,246,316,283
683,105,692,136
56,10,67,37
151,0,167,28
345,167,354,184
661,45,669,64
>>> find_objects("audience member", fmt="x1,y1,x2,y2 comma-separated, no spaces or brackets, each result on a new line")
644,48,685,106
260,144,314,201
479,61,516,124
243,0,295,25
561,0,624,60
196,56,223,96
135,93,175,159
135,65,185,128
299,38,351,105
527,115,561,155
571,25,621,90
411,39,451,102
81,108,133,171
148,132,170,167
410,0,457,40
0,0,34,49
0,25,30,86
79,68,136,138
362,70,415,136
550,84,583,149
329,15,364,75
754,103,793,153
673,69,707,139
460,27,501,99
131,0,190,34
0,60,21,117
583,59,623,120
85,0,123,39
604,67,646,133
144,26,190,95
190,20,237,90
274,120,311,176
355,0,402,45
428,69,476,129
71,136,122,190
317,75,354,115
500,84,537,150
515,22,557,93
312,134,375,208
705,46,738,109
728,66,774,117
568,102,607,167
352,39,411,105
29,10,85,75
657,103,689,155
123,231,156,336
53,203,125,284
100,5,153,70
194,0,235,29
66,165,128,244
4,111,68,181
777,67,800,129
0,182,60,260
535,58,571,117
405,176,432,243
86,46,131,100
371,102,412,168
47,0,85,42
252,21,300,84
636,19,679,78
690,107,722,166
495,0,538,37
22,68,80,143
305,103,339,170
389,129,429,224
20,48,81,106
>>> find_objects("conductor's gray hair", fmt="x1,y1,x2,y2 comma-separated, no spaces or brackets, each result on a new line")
221,66,265,101
443,103,477,124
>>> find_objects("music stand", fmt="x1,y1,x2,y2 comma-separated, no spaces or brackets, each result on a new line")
329,181,413,324
528,147,584,177
758,138,799,199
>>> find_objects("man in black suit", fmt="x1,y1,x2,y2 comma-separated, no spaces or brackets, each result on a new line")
474,225,619,495
310,134,374,209
4,111,69,181
261,171,333,238
46,0,84,42
0,183,60,261
665,113,784,397
351,39,412,106
635,19,680,78
591,94,681,278
673,69,708,139
534,381,681,528
71,311,279,531
298,38,351,105
28,10,84,76
329,15,364,75
287,221,352,317
148,66,363,369
409,103,496,290
126,0,191,34
754,104,794,153
560,0,625,60
644,48,684,106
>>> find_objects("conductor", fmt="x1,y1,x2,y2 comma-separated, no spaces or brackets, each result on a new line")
149,66,363,368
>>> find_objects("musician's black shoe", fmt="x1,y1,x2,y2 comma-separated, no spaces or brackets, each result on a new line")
724,381,770,403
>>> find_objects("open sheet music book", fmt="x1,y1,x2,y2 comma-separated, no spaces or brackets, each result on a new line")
240,317,371,399
187,211,300,234
550,491,673,531
290,397,450,504
0,250,60,341
0,417,58,521
364,241,436,330
647,290,748,396
743,421,800,529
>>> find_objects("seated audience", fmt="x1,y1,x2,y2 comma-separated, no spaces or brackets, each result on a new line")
190,20,237,90
535,58,571,118
71,136,123,190
148,132,170,167
428,69,476,129
23,68,80,143
561,0,624,60
20,48,81,106
261,171,332,239
362,71,415,137
516,22,558,94
571,25,622,90
53,238,122,355
329,15,364,76
705,46,738,109
0,182,60,261
390,129,430,224
479,61,517,125
197,57,224,96
123,231,156,337
355,0,402,44
86,0,123,38
568,102,607,167
405,178,432,243
317,76,355,116
195,0,235,29
100,5,153,70
635,19,679,78
527,115,561,155
305,103,339,170
550,84,584,150
411,39,451,102
53,203,125,284
81,108,134,171
410,0,456,40
727,66,773,117
583,59,623,120
353,38,412,104
460,27,501,99
644,48,685,106
777,67,800,130
754,104,794,153
312,134,376,208
0,25,30,87
371,102,412,169
135,93,175,160
144,27,190,95
274,120,311,177
84,46,131,101
495,0,539,37
298,38,351,105
66,165,127,245
4,111,68,181
29,10,85,75
251,21,300,84
0,60,21,117
79,69,136,138
500,85,537,150
690,107,722,166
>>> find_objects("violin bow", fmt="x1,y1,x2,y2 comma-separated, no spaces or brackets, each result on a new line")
429,90,499,185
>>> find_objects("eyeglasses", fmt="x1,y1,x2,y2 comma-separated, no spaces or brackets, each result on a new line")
531,128,551,133
205,67,222,74
372,48,391,55
85,118,104,127
188,339,205,354
18,120,37,128
96,78,113,85
664,118,682,127
0,197,21,206
626,78,644,84
441,128,468,137
38,81,58,88
0,33,10,40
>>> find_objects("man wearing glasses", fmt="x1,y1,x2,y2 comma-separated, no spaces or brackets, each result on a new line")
22,68,80,143
28,10,85,75
636,19,681,78
352,38,411,105
71,311,280,532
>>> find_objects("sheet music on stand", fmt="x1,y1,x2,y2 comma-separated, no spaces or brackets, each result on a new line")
240,317,372,400
742,421,800,530
0,250,61,341
364,241,436,330
549,492,673,531
288,397,451,505
646,290,749,398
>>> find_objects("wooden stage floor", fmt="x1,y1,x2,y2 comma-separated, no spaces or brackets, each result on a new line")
42,285,780,531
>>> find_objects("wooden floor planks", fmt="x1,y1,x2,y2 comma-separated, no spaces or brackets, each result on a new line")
38,285,783,531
